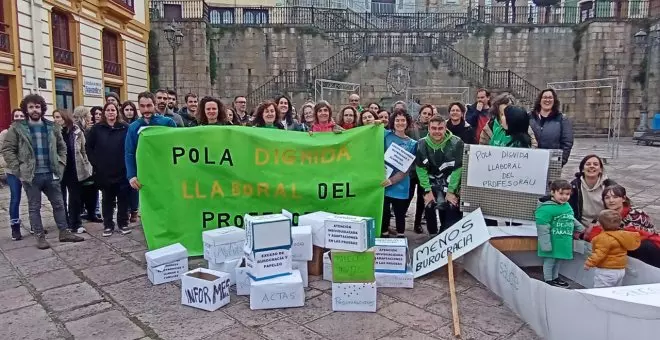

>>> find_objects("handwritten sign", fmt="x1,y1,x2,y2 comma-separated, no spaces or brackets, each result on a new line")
413,209,491,278
580,283,660,308
384,142,415,172
331,249,375,283
181,269,231,311
466,145,550,195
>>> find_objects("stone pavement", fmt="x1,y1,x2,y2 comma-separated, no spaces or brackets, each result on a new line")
0,138,658,340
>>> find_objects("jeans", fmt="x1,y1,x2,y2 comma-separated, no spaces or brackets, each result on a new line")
424,190,463,235
61,178,97,230
6,174,22,225
382,196,408,235
542,258,561,281
406,174,425,227
79,184,98,218
101,182,129,230
128,188,139,212
22,173,68,233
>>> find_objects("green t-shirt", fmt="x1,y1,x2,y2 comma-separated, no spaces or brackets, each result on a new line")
535,201,577,260
489,119,512,147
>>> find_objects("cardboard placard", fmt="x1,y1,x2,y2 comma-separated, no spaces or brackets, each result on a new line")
181,268,231,312
331,249,375,283
324,215,376,252
384,142,415,173
375,238,408,273
245,248,293,281
331,282,377,312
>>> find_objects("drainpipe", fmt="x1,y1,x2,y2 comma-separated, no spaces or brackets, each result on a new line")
28,0,47,94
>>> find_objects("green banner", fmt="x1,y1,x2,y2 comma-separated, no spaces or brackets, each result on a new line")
137,125,385,256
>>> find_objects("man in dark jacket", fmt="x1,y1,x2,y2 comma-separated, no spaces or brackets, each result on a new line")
179,93,199,127
465,88,491,142
155,89,184,127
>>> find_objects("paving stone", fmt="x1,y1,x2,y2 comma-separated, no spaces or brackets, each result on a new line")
417,268,478,293
52,238,107,252
0,275,22,291
426,296,522,336
81,260,145,286
0,262,14,277
379,327,439,340
0,304,61,340
509,324,542,339
259,319,324,340
278,293,332,324
201,323,265,340
306,312,402,340
377,291,396,310
3,246,55,265
102,277,180,314
0,286,36,313
136,305,235,340
224,302,284,328
380,282,448,308
0,236,38,251
58,302,115,322
41,283,105,312
378,302,451,334
128,250,148,265
57,245,125,269
65,310,145,340
308,279,331,291
433,323,499,340
104,237,148,253
28,268,82,292
15,256,68,277
459,286,503,307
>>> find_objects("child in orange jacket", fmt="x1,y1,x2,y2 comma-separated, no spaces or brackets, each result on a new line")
584,210,641,288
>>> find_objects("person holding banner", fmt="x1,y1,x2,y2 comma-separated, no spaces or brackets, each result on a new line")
310,102,343,133
415,117,465,235
252,101,284,129
275,95,301,131
337,106,359,130
382,108,417,238
297,103,315,132
359,110,377,125
378,110,390,127
198,96,228,126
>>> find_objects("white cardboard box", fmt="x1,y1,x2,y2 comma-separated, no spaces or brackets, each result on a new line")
375,269,414,288
181,268,231,312
249,270,305,310
244,214,292,253
245,248,293,281
292,226,313,261
374,238,408,273
208,258,241,285
145,243,189,285
324,215,376,252
235,258,251,296
331,282,377,312
323,251,333,282
292,261,309,287
298,211,335,248
202,226,245,264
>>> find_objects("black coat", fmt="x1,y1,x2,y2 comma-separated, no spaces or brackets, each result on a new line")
446,119,475,144
86,122,129,186
529,111,574,166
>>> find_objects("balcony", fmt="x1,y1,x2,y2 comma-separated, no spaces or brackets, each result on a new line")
0,23,9,53
100,0,135,22
53,47,74,66
110,0,135,11
104,60,122,76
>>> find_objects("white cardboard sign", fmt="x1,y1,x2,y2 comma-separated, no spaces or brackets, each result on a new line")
331,282,377,312
249,270,305,310
384,142,415,173
466,145,550,195
413,209,491,278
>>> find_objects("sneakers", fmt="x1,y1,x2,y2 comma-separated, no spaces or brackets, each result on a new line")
35,233,50,249
11,224,22,241
129,211,139,223
102,228,114,237
546,278,570,288
118,226,132,235
74,227,87,234
59,229,84,243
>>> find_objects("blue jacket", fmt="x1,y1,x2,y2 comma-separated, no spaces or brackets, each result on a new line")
124,115,176,180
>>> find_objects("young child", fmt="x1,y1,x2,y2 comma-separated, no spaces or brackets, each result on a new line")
584,209,641,288
536,179,584,288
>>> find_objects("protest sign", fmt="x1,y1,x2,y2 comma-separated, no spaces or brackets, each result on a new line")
413,209,490,278
331,249,375,283
384,142,415,172
137,126,385,256
466,145,550,195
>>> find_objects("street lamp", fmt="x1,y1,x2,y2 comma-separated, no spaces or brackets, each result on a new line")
633,28,659,136
164,22,184,93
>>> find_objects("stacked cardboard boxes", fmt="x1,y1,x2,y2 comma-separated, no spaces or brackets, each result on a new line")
374,238,413,289
145,243,189,285
203,226,245,285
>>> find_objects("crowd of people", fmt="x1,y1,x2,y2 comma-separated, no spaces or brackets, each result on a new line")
0,87,657,285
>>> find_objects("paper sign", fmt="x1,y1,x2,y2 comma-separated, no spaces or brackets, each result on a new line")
384,142,415,172
466,145,550,195
331,249,375,283
580,284,660,308
331,282,377,312
413,209,491,278
385,165,394,179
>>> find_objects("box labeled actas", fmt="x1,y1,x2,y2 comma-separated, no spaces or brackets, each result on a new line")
250,270,305,310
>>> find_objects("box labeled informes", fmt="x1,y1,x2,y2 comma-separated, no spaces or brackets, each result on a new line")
235,258,251,296
331,249,375,283
323,251,332,282
208,258,241,285
203,226,245,264
324,215,376,252
249,270,305,310
245,248,292,281
331,282,377,312
292,261,309,287
244,214,292,253
298,211,335,248
145,243,189,285
374,238,408,273
181,268,231,312
375,268,414,288
291,225,313,261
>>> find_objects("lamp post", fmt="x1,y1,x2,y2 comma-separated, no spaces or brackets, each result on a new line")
164,22,184,93
633,28,659,137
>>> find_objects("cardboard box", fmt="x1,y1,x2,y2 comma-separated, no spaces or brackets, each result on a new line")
331,249,375,283
202,226,245,264
145,243,189,285
249,270,305,310
298,211,335,247
324,215,376,252
331,282,377,312
235,258,251,296
245,248,292,281
375,268,414,288
374,238,408,273
292,225,313,261
308,245,326,276
292,261,309,287
323,251,333,282
208,258,241,285
243,214,292,253
181,268,231,312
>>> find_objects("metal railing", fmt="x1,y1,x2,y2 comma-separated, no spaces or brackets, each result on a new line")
53,47,74,66
0,29,9,53
110,0,135,11
149,0,208,21
104,60,122,76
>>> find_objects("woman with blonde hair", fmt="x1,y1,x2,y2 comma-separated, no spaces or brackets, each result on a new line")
72,106,91,131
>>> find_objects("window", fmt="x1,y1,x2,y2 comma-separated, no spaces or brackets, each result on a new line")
52,11,73,66
209,8,234,25
243,9,268,24
55,77,74,110
163,4,183,20
105,85,121,97
0,1,9,52
102,30,121,76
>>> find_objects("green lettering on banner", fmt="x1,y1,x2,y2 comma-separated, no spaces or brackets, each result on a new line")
137,125,385,255
331,250,376,283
